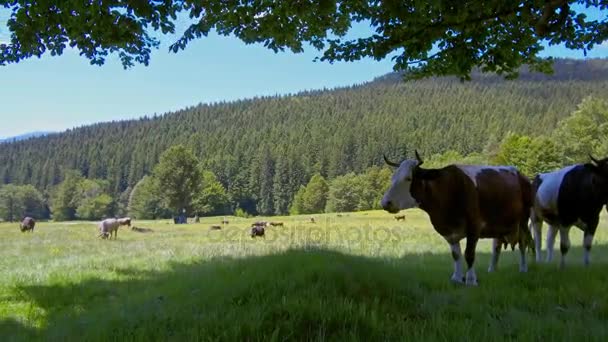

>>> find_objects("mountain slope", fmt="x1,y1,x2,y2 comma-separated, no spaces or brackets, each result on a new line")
0,131,52,144
1,58,607,214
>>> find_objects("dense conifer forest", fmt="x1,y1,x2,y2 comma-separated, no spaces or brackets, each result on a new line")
1,58,608,220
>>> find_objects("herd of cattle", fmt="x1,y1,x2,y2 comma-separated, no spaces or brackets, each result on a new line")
381,150,608,286
13,151,608,286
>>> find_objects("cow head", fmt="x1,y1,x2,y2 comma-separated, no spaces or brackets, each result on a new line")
381,151,423,213
589,154,608,177
589,155,608,202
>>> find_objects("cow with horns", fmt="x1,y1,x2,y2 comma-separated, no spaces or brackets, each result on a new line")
381,151,534,286
530,155,608,268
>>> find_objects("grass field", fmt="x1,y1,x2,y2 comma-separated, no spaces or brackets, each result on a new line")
2,210,608,341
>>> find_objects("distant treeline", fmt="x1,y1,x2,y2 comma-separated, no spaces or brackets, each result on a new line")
1,58,608,221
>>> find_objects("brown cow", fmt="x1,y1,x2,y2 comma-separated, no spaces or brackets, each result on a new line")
394,215,406,221
251,225,265,238
381,151,533,286
269,221,284,227
210,225,222,230
20,217,35,232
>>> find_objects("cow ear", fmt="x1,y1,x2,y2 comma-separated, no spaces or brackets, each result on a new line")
414,150,424,166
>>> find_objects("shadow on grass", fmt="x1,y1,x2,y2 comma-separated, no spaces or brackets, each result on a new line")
3,245,608,341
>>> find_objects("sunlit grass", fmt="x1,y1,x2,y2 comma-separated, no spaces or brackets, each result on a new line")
2,210,608,341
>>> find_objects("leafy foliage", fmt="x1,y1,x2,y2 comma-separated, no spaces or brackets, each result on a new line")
128,176,171,220
193,170,231,216
153,145,202,215
0,184,46,221
290,173,329,215
2,1,607,79
553,96,608,164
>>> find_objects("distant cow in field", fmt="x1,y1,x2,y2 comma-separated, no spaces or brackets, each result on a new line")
252,221,269,227
337,214,343,218
394,215,406,221
309,217,316,224
131,226,153,233
20,217,35,232
210,225,222,230
98,217,131,239
381,151,533,286
221,219,229,224
269,221,284,227
251,225,265,238
530,155,608,268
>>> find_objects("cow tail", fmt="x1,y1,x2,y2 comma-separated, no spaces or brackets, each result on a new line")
519,172,535,255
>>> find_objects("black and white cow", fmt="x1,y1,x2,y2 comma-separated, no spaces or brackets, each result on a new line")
530,155,608,268
381,151,533,286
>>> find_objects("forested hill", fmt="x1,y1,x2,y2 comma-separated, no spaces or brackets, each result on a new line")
1,58,608,215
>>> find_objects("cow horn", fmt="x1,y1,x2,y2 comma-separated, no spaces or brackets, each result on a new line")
383,154,401,167
589,154,600,165
414,150,424,166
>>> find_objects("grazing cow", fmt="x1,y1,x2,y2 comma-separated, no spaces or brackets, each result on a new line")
210,225,222,230
252,221,269,227
394,215,406,221
20,217,36,232
222,220,229,224
530,155,608,268
251,225,265,238
98,217,131,240
309,217,316,224
337,214,343,218
269,221,284,227
381,151,533,286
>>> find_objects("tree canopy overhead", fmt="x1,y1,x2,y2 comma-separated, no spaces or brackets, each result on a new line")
1,1,606,79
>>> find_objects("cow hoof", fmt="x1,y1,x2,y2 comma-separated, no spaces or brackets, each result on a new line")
519,265,528,273
487,266,496,273
450,274,465,284
465,279,478,286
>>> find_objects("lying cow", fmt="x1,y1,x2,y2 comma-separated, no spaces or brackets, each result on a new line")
381,151,533,286
98,217,131,239
252,221,269,227
20,217,36,233
269,221,284,227
251,225,265,238
394,215,406,221
131,226,153,233
210,225,222,230
530,155,608,268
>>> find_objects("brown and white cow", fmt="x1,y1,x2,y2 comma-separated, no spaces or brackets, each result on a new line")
381,151,534,286
20,217,36,233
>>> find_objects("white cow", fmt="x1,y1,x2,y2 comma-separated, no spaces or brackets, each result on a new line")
98,217,131,239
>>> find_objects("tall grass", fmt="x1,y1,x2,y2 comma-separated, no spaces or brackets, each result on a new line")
1,210,608,341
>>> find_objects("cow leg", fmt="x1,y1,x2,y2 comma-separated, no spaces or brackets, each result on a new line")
583,218,598,266
488,238,501,272
518,233,528,273
545,225,557,263
464,236,478,286
559,226,571,269
448,242,465,284
530,213,543,263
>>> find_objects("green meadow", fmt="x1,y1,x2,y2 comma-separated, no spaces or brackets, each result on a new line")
2,210,608,341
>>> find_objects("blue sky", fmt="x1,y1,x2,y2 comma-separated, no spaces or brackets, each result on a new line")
0,6,607,138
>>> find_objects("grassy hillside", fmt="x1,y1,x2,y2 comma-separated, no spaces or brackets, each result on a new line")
1,59,608,214
2,212,608,340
